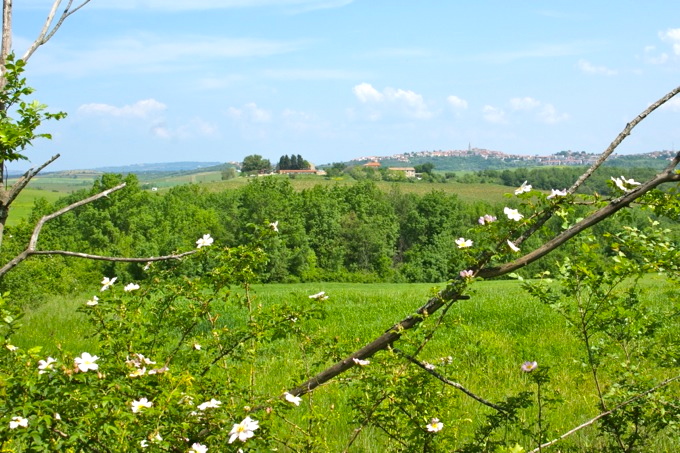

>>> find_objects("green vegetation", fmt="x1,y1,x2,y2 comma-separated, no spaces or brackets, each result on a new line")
10,274,679,451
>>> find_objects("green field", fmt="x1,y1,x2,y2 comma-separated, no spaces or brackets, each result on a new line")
13,276,679,451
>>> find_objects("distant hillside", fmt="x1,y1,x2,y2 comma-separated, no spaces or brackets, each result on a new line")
94,161,223,173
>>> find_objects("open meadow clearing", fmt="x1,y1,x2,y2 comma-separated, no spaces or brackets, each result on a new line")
13,276,679,451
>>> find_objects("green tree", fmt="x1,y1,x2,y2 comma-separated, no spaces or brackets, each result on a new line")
221,166,237,180
241,154,272,174
414,162,435,175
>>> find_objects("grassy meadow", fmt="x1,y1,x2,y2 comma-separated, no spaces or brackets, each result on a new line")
13,276,679,451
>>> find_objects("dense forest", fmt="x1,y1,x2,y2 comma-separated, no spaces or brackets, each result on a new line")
1,167,676,304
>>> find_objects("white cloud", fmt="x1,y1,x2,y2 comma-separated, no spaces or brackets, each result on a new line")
538,104,569,124
482,105,506,124
352,83,432,120
447,95,468,110
659,28,680,55
577,59,617,76
78,99,166,118
510,97,541,111
661,97,680,112
643,45,669,65
508,97,568,124
353,83,384,103
227,102,272,123
151,118,219,139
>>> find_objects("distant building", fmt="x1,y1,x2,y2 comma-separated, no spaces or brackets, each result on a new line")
277,169,326,176
363,161,381,168
388,167,416,178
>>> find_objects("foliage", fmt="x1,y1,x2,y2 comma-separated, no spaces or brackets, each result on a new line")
276,154,310,171
0,54,66,164
240,154,272,174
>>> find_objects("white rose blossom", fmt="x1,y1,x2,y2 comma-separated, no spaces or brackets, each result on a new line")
196,234,214,248
74,352,99,372
228,416,259,444
284,392,302,406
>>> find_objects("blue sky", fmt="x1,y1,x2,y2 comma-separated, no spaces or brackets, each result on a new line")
10,0,680,171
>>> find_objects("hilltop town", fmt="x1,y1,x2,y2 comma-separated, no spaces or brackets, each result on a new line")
351,148,676,167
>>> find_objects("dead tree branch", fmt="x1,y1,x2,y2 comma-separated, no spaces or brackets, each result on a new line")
22,0,92,62
0,182,196,277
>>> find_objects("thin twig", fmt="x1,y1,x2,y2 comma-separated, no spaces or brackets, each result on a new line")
528,374,680,452
393,348,507,413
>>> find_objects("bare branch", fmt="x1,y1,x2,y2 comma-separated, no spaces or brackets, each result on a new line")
288,293,470,396
5,154,60,206
528,374,680,453
568,84,680,195
0,182,196,277
393,348,507,413
22,0,92,62
30,250,196,262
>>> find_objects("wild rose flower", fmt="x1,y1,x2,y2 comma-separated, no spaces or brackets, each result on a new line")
196,234,214,248
504,207,524,221
621,176,641,186
507,240,520,252
309,291,328,301
74,352,99,372
284,392,302,406
131,398,153,413
124,283,140,292
455,237,473,248
228,416,259,443
100,276,117,291
521,361,538,372
9,416,28,429
189,443,208,453
38,357,57,374
129,367,146,378
426,418,443,432
478,214,497,225
547,188,567,199
147,366,169,375
86,296,99,306
515,180,532,195
459,269,474,279
197,399,222,411
611,175,641,192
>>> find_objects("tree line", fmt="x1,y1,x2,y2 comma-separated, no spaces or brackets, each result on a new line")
1,173,673,304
